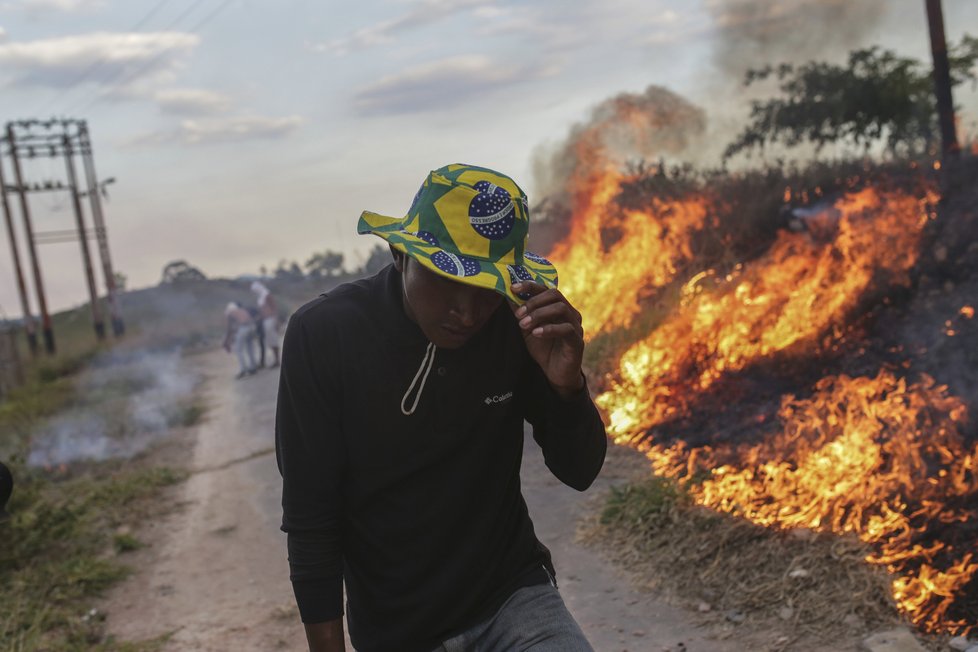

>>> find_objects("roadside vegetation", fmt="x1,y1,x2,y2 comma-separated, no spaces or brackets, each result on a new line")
582,471,902,651
0,254,359,650
0,308,202,650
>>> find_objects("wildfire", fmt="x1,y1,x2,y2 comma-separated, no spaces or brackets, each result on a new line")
548,167,708,339
639,371,977,633
597,187,931,439
549,169,976,634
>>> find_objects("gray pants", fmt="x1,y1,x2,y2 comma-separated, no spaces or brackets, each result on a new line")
233,323,257,373
433,583,593,652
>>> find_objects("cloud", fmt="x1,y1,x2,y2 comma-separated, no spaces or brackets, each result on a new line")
354,54,554,115
643,10,713,47
131,115,304,146
5,0,106,12
316,0,489,55
0,31,199,89
469,5,580,48
153,88,233,116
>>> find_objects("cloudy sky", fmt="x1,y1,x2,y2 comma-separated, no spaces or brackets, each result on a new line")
1,0,976,316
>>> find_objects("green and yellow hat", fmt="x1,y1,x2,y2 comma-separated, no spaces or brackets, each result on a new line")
357,163,558,304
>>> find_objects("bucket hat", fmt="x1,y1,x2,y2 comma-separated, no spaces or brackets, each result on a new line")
357,163,558,304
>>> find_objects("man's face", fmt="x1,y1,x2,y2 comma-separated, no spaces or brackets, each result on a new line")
394,252,504,349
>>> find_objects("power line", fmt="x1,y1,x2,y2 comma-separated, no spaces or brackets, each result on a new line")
71,0,237,116
64,0,209,114
35,0,178,116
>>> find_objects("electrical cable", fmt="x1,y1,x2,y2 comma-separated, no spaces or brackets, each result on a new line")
70,0,237,116
35,0,178,117
63,0,207,114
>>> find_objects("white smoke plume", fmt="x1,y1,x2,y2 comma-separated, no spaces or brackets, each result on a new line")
27,348,198,467
533,85,706,200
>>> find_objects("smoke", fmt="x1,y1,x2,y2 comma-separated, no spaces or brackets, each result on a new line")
700,0,891,159
707,0,889,82
532,84,706,202
529,85,706,253
27,348,198,467
527,0,896,245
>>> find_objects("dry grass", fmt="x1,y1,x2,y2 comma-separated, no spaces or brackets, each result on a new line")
577,467,953,651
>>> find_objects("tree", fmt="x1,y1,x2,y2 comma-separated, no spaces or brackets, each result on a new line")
305,250,345,279
160,260,206,284
274,259,304,282
724,35,978,160
358,245,391,277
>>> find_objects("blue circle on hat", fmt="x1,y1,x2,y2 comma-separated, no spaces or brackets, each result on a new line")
524,252,552,266
469,180,515,241
507,264,534,299
432,250,480,277
412,230,439,247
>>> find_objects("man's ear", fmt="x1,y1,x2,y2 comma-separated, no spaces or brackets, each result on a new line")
390,245,404,272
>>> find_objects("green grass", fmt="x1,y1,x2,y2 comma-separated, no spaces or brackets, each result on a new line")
0,464,185,651
600,475,687,529
112,533,143,554
0,287,210,650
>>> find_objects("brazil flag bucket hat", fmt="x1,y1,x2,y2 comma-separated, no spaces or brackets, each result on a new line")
357,163,558,304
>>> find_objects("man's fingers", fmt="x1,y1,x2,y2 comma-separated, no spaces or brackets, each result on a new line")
528,322,580,339
512,282,574,313
510,280,554,310
517,302,582,337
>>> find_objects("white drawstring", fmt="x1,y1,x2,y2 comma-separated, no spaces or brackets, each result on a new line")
400,341,437,416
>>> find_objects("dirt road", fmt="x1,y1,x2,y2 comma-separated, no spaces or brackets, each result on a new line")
102,349,734,651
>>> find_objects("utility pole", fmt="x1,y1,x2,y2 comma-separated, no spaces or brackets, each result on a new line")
924,0,959,161
1,118,124,351
78,122,123,336
62,134,105,340
5,123,55,354
0,144,39,355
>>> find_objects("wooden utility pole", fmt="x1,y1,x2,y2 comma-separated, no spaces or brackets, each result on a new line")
6,123,55,354
925,0,959,161
78,122,124,336
62,134,105,340
0,144,38,355
1,118,125,350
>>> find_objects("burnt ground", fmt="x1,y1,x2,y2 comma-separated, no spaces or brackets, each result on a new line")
97,347,742,652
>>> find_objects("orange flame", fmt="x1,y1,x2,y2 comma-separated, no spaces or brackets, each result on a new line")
549,170,976,634
548,168,708,339
598,188,932,439
638,371,977,633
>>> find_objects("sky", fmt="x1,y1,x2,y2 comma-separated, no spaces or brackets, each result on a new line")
1,0,976,317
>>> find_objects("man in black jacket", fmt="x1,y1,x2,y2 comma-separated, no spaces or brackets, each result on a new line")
276,163,607,651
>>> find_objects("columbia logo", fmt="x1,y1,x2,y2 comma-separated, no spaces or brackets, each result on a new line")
484,391,513,405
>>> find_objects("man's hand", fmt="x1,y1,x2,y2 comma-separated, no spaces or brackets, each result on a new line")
510,281,585,399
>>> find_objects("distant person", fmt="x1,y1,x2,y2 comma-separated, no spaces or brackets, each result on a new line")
252,281,281,367
246,303,266,367
276,164,607,651
223,301,257,379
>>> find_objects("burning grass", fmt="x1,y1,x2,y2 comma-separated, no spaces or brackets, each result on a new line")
547,150,978,637
581,472,912,651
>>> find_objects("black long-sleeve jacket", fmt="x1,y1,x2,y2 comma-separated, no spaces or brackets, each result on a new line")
275,264,607,652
